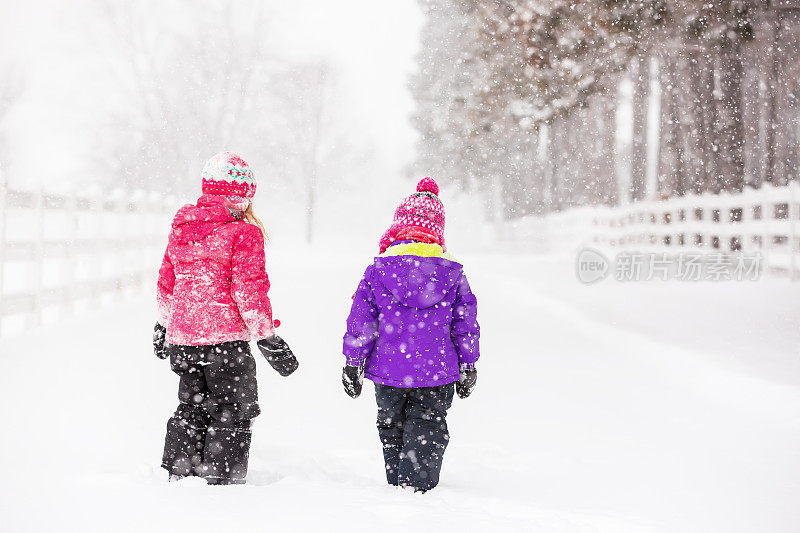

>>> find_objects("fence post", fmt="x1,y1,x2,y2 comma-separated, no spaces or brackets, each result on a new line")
762,191,768,260
0,170,7,335
62,189,77,316
116,189,126,296
791,182,798,281
92,188,104,305
26,185,44,328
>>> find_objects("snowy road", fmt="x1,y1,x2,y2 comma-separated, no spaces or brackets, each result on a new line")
1,250,799,532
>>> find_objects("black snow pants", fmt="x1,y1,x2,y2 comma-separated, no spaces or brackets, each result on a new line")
161,341,260,484
375,383,454,491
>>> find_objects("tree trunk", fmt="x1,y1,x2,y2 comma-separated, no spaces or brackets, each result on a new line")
306,162,316,244
669,56,687,197
657,55,669,198
601,86,619,206
563,113,578,208
719,43,746,193
707,58,723,194
741,63,761,189
765,9,781,185
548,120,562,212
630,54,650,201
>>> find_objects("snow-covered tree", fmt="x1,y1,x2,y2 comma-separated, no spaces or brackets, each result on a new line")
411,0,798,221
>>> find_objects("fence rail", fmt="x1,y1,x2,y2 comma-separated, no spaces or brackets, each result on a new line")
504,182,800,279
0,177,177,334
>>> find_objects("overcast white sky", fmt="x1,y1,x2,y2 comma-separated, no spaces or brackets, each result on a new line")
0,0,424,188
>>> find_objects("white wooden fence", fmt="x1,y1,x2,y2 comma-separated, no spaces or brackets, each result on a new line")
503,182,800,279
0,177,177,335
2,177,798,335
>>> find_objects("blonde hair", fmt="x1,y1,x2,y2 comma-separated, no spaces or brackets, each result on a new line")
243,202,268,240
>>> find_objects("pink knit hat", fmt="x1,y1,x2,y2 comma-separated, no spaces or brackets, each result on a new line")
379,177,445,254
201,152,257,199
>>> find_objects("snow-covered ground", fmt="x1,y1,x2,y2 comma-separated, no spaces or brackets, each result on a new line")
1,250,799,533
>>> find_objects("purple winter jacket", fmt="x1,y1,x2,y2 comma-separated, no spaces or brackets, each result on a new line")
343,241,480,388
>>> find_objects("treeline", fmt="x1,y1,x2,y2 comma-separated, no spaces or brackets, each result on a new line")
411,1,800,220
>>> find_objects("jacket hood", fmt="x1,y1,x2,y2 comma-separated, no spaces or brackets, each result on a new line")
171,194,235,244
373,243,463,309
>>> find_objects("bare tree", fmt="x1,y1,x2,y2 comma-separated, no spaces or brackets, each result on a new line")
0,66,24,180
91,0,279,193
272,62,327,244
268,61,368,243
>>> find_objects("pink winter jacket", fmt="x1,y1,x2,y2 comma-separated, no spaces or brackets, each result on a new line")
156,194,275,346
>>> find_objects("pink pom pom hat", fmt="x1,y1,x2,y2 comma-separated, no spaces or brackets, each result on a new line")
379,177,446,254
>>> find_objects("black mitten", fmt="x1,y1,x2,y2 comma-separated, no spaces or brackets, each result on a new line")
456,365,477,399
257,335,299,377
153,322,168,360
342,365,363,398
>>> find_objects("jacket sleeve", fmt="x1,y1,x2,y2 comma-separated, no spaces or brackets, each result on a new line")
156,249,175,327
231,224,275,340
451,271,480,368
342,266,379,367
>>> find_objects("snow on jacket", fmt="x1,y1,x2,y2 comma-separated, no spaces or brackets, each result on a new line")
157,194,274,345
343,241,480,388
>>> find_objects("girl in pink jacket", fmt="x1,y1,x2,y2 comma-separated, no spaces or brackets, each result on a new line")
153,152,298,485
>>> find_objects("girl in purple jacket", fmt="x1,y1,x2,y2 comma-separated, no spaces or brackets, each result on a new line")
342,177,480,492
